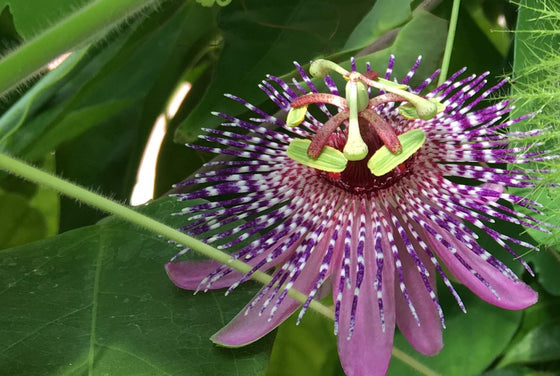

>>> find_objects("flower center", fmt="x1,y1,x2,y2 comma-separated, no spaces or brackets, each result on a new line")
317,118,411,195
285,59,439,193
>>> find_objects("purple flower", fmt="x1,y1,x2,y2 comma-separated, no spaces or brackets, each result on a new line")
166,56,551,376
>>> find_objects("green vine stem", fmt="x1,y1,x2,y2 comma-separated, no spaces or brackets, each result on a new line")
0,0,161,95
0,152,440,376
438,0,461,85
0,152,334,320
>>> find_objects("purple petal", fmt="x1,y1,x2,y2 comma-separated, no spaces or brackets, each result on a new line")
166,246,295,291
335,205,396,376
395,244,443,356
427,229,538,310
211,233,330,347
166,260,243,290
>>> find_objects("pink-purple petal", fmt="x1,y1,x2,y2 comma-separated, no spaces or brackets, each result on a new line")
394,243,443,356
335,204,396,376
427,228,538,310
211,233,331,347
166,260,242,290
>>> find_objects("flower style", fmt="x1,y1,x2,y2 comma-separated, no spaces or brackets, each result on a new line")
166,56,551,376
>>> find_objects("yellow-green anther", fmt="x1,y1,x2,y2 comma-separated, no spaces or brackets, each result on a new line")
373,78,409,91
361,76,440,120
399,98,445,120
367,129,426,176
343,80,368,161
287,138,348,172
286,105,308,127
309,59,349,78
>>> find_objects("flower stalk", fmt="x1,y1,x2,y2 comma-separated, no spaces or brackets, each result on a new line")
0,152,335,320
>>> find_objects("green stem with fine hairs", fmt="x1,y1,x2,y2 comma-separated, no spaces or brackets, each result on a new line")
438,0,461,85
0,152,334,321
0,152,440,376
0,0,161,95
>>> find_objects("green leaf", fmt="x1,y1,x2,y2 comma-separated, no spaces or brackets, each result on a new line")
0,0,92,40
267,313,342,376
0,192,46,249
525,247,560,296
500,321,560,367
480,366,553,376
349,9,448,90
0,197,273,375
287,138,347,173
344,0,412,51
175,0,373,143
0,48,88,151
368,129,425,176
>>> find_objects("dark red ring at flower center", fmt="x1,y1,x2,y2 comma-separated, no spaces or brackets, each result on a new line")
317,118,411,195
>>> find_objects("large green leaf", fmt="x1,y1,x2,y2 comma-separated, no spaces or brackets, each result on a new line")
0,48,88,151
175,0,372,143
0,196,273,375
0,192,46,249
267,312,341,376
343,0,412,51
0,0,92,40
499,321,560,367
7,1,215,161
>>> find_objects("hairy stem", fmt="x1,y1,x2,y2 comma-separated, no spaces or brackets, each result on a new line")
0,0,161,95
0,152,334,320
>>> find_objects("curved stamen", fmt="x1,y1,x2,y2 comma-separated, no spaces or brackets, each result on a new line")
308,110,350,158
359,109,402,154
368,93,408,108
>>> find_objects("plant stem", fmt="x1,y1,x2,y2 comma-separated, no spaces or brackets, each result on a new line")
0,0,160,95
438,0,461,85
392,347,442,376
0,153,334,320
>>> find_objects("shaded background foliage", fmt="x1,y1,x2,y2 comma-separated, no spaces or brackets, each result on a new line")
0,0,559,375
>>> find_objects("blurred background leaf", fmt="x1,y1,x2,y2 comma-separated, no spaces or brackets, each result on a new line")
0,0,92,40
0,197,273,375
174,0,373,143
